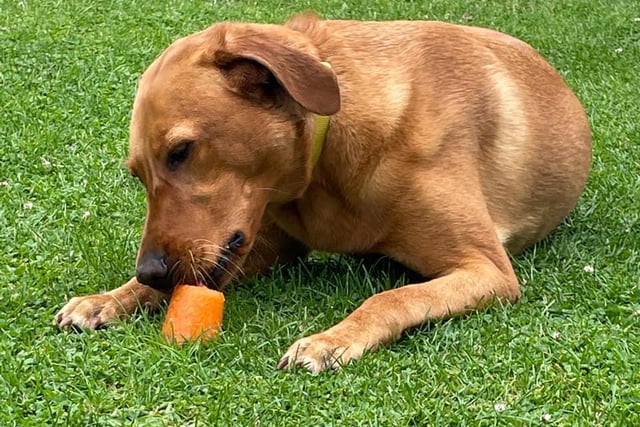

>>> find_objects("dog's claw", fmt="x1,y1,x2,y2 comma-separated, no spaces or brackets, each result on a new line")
276,356,289,370
88,317,101,330
57,315,72,329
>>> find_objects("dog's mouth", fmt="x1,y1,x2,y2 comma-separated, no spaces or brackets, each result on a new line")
200,231,246,290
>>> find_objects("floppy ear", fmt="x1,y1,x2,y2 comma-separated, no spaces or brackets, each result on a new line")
212,37,340,116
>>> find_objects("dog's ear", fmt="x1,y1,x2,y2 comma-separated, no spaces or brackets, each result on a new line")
212,37,340,116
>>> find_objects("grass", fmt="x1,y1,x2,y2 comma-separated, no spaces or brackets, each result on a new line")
1,0,639,425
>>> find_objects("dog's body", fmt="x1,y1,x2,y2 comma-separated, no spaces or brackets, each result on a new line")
55,15,591,373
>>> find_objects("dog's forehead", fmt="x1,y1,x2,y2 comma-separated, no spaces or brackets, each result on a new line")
135,35,212,107
128,36,206,146
143,35,203,80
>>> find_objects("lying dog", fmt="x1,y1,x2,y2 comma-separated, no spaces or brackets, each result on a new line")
55,14,591,373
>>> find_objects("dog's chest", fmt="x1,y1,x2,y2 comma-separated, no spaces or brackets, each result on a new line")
268,182,386,253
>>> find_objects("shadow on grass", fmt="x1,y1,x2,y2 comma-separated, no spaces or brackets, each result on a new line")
233,252,425,301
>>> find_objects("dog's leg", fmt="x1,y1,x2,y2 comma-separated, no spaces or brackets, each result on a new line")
54,277,165,330
54,222,306,330
278,186,521,373
279,258,519,373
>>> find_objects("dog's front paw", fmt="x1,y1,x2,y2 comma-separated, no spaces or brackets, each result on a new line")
277,332,366,374
54,294,125,330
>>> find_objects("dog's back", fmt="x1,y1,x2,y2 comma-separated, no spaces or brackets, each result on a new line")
287,15,591,253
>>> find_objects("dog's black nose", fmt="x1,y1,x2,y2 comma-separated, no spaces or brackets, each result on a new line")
136,252,171,289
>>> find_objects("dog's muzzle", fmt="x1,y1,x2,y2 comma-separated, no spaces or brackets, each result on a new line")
136,231,246,290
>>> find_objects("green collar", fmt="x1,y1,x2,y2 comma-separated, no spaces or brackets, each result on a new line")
311,113,330,166
310,61,333,167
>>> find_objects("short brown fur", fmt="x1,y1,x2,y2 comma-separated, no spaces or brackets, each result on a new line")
56,14,591,373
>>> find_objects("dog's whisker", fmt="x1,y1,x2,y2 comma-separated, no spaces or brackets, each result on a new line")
200,267,217,288
194,251,245,284
196,247,227,256
192,239,248,280
187,250,200,284
228,257,246,276
228,264,245,280
198,250,227,257
196,268,207,286
212,257,238,280
192,239,226,249
214,252,246,277
169,259,182,277
254,234,277,253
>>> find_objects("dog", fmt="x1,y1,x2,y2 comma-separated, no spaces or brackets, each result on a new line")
55,13,591,373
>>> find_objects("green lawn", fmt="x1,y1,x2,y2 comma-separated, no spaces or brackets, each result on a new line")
1,0,639,425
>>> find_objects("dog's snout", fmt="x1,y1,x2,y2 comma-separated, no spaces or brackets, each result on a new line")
136,252,171,289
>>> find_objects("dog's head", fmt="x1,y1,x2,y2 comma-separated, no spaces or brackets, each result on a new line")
125,23,340,290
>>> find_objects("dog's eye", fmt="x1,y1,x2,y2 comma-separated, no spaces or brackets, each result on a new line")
167,140,194,171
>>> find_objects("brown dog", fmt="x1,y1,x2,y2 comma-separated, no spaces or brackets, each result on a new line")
55,14,591,373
